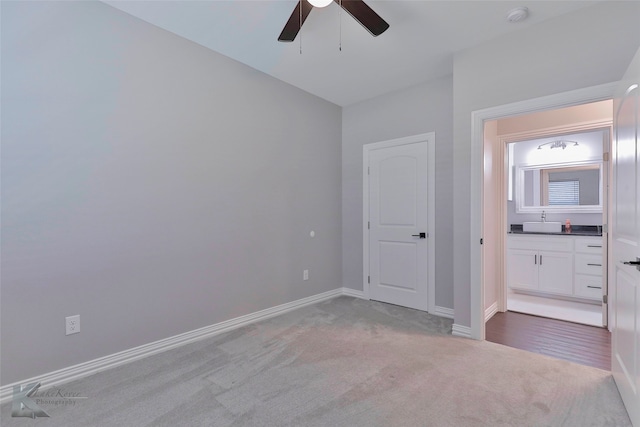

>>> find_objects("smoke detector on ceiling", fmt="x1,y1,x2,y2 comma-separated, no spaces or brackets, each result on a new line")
506,7,529,23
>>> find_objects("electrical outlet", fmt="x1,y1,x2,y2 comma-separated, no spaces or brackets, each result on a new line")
303,269,309,281
65,315,80,336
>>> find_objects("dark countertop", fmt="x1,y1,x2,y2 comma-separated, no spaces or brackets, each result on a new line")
509,224,603,237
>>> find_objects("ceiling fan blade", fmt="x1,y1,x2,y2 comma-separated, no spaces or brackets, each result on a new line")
335,0,389,36
278,0,314,42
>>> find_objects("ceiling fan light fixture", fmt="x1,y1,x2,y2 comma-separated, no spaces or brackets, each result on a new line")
278,0,389,42
308,0,332,8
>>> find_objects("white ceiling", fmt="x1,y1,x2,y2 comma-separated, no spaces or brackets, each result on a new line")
103,1,600,106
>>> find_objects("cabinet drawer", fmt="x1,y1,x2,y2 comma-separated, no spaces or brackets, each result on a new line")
575,254,603,276
575,238,603,254
574,274,603,300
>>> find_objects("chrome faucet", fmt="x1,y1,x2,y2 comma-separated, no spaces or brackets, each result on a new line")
541,210,546,222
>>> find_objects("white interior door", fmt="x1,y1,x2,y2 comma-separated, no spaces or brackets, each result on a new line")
611,48,640,426
368,139,428,311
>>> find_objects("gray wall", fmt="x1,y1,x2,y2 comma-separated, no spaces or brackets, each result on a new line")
1,1,342,384
452,1,640,327
342,76,454,310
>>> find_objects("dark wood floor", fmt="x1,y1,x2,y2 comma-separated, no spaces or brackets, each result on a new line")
485,311,611,370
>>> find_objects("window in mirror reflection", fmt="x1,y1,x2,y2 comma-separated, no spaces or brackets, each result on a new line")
542,165,599,206
548,180,579,205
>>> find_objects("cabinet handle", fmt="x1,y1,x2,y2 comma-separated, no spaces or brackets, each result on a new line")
540,255,542,265
587,245,602,248
534,255,537,265
587,263,602,266
587,286,602,289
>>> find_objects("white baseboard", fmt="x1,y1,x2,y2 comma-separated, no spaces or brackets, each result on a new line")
342,287,366,299
484,301,499,322
452,323,472,338
0,287,443,403
433,306,454,319
0,288,347,404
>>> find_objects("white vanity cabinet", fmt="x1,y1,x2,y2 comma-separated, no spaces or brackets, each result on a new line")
507,235,574,296
507,234,603,301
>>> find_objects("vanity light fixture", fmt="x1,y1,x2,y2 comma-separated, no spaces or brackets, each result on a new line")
537,140,579,150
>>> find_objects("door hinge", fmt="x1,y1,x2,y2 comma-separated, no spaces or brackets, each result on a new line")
480,238,483,245
368,221,370,230
603,295,608,304
368,276,370,284
603,152,610,162
602,224,608,233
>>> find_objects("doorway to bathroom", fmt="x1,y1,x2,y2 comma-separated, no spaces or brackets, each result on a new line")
483,99,612,328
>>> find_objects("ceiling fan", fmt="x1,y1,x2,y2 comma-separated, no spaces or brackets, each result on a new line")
278,0,389,42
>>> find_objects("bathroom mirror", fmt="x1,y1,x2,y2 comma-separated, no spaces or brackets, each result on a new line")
515,160,603,213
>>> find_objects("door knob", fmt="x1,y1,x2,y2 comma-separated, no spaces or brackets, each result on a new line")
623,257,640,271
412,232,426,239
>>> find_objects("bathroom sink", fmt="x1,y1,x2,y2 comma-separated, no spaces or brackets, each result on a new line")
523,222,562,233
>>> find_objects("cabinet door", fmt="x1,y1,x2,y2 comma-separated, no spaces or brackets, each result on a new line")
538,250,574,295
507,249,538,291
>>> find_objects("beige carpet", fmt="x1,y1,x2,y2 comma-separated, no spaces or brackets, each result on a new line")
1,296,631,426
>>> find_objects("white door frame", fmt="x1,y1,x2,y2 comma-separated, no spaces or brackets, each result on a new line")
470,82,617,340
363,132,436,313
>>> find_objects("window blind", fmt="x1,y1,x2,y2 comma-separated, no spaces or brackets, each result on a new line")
548,180,580,205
